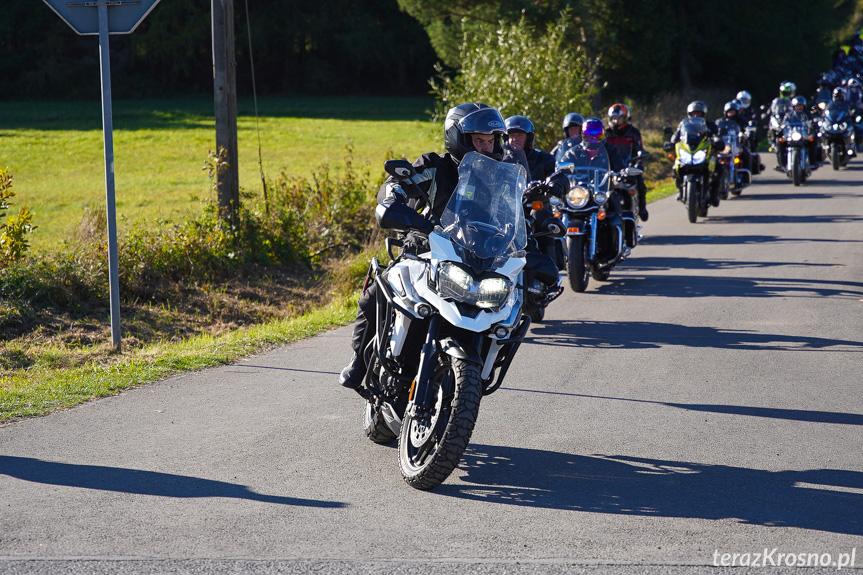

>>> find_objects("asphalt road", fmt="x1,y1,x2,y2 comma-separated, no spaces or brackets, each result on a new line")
2,155,863,574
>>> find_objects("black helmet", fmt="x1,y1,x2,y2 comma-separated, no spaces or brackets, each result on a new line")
562,112,585,137
833,87,847,102
723,101,740,115
686,100,708,117
444,103,506,163
504,115,536,149
791,96,807,108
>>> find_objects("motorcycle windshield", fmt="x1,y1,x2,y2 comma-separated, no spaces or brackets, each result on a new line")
439,151,527,261
823,103,848,123
782,111,810,136
679,117,709,149
716,120,739,151
554,139,611,196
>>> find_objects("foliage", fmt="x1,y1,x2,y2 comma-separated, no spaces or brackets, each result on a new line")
0,168,36,268
430,13,598,151
0,0,437,100
0,144,382,309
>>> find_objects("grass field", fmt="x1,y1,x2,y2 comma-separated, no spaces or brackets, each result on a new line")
0,96,440,251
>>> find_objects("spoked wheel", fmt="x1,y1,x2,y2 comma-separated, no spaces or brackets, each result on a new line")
398,357,481,490
566,235,590,292
686,181,699,223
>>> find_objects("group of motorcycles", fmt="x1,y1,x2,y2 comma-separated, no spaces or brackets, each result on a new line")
353,136,646,490
350,80,863,490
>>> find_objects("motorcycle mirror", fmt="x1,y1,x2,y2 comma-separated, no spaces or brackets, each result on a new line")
539,217,567,239
384,159,417,181
620,167,643,178
557,161,575,173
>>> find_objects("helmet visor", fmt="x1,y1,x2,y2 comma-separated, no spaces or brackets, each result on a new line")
460,108,506,135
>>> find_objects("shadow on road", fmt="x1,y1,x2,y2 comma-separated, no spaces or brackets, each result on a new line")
525,320,863,352
623,256,837,272
0,456,345,507
501,388,863,427
641,234,858,246
587,273,863,299
438,444,863,536
702,214,863,225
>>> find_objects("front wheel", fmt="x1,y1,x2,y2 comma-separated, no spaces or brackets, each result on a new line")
685,180,699,223
399,357,481,490
566,235,590,292
831,144,840,170
792,149,802,186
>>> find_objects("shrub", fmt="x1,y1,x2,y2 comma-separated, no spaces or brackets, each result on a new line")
0,168,37,267
430,12,599,151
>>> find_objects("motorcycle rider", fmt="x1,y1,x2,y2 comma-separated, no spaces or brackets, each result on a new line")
768,82,795,151
736,90,756,125
667,100,724,206
604,103,649,221
503,115,556,181
339,103,507,389
716,100,754,179
776,95,822,169
829,87,858,157
550,112,585,155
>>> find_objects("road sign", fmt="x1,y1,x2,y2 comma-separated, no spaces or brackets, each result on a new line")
42,0,162,349
43,0,161,35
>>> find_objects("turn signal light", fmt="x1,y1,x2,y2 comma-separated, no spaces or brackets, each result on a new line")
597,210,607,221
734,157,740,164
531,201,544,210
568,226,580,233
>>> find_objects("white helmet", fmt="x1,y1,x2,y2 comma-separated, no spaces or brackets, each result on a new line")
736,90,752,108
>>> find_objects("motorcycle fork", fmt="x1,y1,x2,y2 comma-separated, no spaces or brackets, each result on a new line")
588,212,599,262
409,315,442,415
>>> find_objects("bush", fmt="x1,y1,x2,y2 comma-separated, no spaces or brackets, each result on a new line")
0,168,36,267
0,143,384,309
430,12,598,151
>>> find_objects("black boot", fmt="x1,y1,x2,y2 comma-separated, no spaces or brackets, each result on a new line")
339,352,365,389
637,186,648,221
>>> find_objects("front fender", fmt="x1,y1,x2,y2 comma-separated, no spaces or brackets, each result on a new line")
438,336,483,366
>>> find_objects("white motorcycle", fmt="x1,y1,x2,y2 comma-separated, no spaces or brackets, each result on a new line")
359,151,533,490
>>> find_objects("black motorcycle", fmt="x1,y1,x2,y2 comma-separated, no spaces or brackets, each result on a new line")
553,138,642,292
778,110,815,186
818,101,855,170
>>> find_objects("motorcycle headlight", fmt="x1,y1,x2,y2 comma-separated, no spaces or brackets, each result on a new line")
791,132,802,141
566,186,590,209
436,261,512,310
840,122,848,130
594,189,608,204
678,148,693,164
692,150,707,164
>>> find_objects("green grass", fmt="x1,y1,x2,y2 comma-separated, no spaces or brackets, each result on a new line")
0,96,440,251
0,294,358,423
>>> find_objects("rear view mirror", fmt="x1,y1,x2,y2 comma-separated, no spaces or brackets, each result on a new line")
384,159,416,181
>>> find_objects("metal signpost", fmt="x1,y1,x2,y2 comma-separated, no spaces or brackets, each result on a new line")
42,0,161,350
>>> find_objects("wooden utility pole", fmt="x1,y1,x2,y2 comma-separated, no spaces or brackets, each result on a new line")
212,0,240,225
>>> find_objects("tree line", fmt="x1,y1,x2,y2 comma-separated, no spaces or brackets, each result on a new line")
1,0,860,104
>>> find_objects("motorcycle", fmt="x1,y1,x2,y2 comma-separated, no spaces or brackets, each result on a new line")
818,101,856,170
778,110,814,186
715,119,752,196
520,180,567,323
663,118,718,223
553,138,643,292
359,151,533,490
